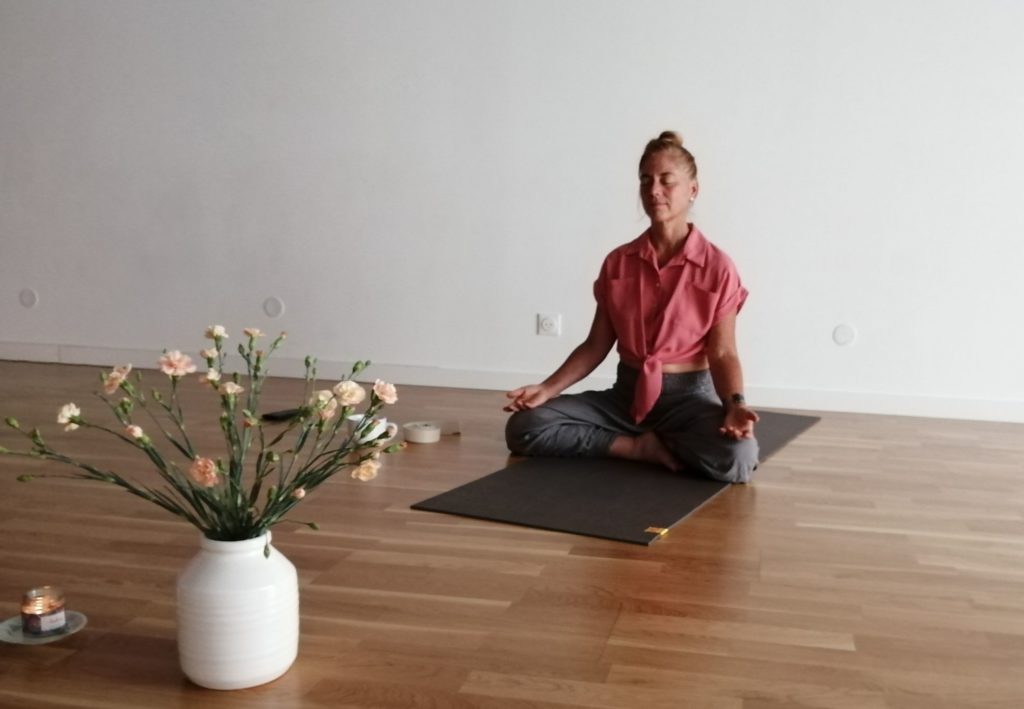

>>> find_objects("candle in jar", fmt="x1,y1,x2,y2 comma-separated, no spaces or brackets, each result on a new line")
21,586,67,636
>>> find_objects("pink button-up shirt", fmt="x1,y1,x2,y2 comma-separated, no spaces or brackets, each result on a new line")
594,226,748,423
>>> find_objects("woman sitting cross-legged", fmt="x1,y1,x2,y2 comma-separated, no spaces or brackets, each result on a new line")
504,130,759,484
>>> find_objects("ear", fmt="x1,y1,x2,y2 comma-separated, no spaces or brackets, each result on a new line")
690,181,700,201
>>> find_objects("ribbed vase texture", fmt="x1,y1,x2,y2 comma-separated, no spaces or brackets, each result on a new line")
176,533,299,690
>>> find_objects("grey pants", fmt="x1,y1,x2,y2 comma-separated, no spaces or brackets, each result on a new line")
505,364,759,483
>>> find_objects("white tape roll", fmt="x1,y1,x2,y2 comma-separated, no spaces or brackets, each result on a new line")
402,421,441,444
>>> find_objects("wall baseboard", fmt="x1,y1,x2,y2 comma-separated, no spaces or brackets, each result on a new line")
2,342,1021,424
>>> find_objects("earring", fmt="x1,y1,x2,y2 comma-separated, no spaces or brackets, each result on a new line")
689,196,695,202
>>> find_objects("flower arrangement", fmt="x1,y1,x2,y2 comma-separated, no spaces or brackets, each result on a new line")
0,326,402,543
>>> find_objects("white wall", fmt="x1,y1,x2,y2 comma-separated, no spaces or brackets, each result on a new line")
2,0,1022,422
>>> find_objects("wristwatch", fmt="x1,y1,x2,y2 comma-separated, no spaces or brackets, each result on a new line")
729,393,746,407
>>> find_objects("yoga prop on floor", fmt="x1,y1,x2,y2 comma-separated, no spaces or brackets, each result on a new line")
411,410,819,545
261,408,302,422
262,410,461,444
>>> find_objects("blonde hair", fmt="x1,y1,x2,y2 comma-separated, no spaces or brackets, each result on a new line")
639,130,697,178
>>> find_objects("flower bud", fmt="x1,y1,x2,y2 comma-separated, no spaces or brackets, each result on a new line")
4,417,18,429
17,474,34,482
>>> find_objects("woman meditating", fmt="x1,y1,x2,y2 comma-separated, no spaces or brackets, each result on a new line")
504,131,759,483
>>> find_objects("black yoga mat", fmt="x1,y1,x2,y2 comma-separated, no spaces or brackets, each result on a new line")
411,411,819,545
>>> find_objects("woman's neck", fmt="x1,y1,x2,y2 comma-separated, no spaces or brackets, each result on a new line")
648,220,692,263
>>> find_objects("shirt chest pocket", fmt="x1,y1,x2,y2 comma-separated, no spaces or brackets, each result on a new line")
665,283,720,341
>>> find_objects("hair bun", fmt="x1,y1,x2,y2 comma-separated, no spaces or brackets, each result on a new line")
657,130,684,147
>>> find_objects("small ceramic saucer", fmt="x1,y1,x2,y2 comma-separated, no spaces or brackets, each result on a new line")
0,611,88,645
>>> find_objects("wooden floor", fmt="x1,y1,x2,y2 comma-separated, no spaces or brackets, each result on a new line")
2,360,1023,708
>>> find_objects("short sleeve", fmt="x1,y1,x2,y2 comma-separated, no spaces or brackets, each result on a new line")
593,260,609,308
711,259,748,325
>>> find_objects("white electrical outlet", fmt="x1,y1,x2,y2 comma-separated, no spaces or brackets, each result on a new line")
537,313,562,336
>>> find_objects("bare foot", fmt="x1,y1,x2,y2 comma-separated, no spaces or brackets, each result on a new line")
610,432,682,472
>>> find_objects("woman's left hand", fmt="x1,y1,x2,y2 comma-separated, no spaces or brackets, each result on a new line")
719,404,759,440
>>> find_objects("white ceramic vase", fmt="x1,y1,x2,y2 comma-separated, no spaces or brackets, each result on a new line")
176,532,299,690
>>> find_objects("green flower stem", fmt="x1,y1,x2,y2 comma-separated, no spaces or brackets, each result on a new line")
166,377,196,456
95,392,129,425
281,423,316,482
15,467,196,523
264,413,311,449
20,447,205,527
57,419,222,532
248,456,272,508
276,519,319,531
217,395,246,517
140,485,207,529
249,424,270,507
147,455,222,530
297,422,332,481
133,393,193,460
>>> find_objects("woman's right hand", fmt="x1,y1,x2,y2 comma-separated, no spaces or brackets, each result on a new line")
503,384,553,412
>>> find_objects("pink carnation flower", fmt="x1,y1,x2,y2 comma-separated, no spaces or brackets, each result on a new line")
332,380,366,406
351,458,380,482
160,351,197,378
103,364,132,395
243,328,264,338
57,403,81,431
373,379,398,405
188,457,219,487
125,425,145,440
219,381,244,396
204,325,228,340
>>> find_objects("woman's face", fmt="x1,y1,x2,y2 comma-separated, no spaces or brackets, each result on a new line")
639,150,698,226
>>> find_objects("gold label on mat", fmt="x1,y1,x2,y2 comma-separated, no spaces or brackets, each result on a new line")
645,527,668,536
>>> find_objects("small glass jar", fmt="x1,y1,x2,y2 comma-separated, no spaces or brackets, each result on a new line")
21,586,67,636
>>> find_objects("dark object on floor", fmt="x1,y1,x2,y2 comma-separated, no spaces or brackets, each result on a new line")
261,408,303,422
411,411,819,544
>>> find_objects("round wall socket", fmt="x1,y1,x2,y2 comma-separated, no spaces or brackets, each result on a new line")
262,296,285,318
832,323,857,347
19,288,39,308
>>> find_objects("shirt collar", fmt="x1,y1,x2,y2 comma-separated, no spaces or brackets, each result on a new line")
626,225,709,268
